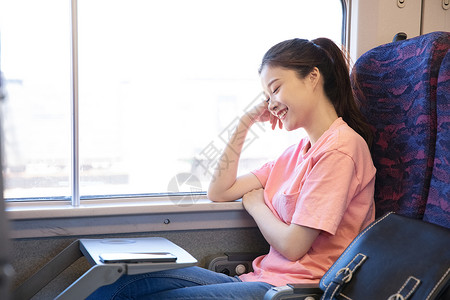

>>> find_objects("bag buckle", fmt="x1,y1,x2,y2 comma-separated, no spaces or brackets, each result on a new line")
336,267,353,283
322,253,367,300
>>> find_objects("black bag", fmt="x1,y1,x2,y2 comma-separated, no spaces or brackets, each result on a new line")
319,212,450,300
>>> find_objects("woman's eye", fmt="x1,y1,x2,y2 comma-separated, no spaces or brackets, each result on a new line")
273,86,280,93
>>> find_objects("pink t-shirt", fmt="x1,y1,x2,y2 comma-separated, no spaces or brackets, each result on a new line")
239,118,376,286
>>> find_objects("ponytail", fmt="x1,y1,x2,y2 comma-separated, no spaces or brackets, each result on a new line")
312,38,373,148
259,38,373,148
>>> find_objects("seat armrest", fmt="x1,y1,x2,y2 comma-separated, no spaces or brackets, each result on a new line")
263,283,322,300
287,283,322,294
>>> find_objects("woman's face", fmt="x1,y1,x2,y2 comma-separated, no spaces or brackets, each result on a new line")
260,65,317,131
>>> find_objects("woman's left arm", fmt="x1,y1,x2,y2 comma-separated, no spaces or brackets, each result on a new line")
242,189,320,261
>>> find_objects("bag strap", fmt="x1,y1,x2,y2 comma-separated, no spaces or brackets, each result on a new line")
387,276,421,300
322,253,367,300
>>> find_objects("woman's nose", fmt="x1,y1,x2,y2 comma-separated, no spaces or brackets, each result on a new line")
268,100,278,113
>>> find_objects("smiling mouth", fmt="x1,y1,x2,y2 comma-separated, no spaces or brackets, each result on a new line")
277,109,288,120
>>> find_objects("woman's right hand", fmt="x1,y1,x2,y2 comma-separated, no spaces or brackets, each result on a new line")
243,100,283,130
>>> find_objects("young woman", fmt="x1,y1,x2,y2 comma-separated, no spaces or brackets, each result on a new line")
88,38,376,300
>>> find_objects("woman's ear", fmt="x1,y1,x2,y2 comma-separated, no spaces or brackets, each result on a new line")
308,67,321,89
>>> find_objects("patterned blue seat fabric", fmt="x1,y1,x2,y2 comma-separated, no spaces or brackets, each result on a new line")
351,31,450,228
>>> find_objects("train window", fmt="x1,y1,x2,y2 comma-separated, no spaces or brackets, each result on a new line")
1,0,343,203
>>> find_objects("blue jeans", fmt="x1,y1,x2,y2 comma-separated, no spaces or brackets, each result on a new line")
87,266,274,299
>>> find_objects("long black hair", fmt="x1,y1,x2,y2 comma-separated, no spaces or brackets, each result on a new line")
259,38,373,148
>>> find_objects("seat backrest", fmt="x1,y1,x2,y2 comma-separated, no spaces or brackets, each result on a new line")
424,49,450,228
351,31,450,223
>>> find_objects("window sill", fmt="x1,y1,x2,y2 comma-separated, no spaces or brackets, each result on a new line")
6,196,256,239
6,196,244,219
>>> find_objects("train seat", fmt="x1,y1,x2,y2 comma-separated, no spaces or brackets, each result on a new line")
353,31,450,227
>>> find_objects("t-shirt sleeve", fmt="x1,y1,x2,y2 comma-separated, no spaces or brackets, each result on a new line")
251,161,275,188
291,150,359,235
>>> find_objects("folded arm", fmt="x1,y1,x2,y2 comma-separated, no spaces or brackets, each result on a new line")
242,188,320,261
